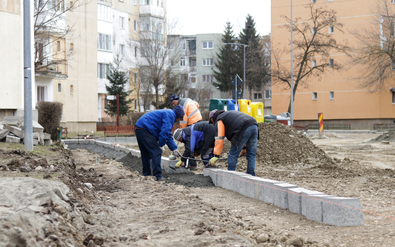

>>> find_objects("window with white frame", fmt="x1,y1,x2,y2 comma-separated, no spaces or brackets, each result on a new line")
119,44,125,55
264,89,271,99
98,4,112,21
180,57,185,66
190,74,196,83
98,33,111,51
254,93,262,100
329,58,334,67
330,91,334,100
190,58,196,66
202,75,214,83
134,20,137,31
134,0,137,5
37,86,46,102
97,63,110,79
329,26,334,34
202,41,213,49
312,60,316,67
312,92,317,100
119,16,124,29
47,0,66,11
202,58,214,66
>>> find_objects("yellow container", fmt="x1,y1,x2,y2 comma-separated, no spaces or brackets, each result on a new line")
251,102,264,123
238,99,252,116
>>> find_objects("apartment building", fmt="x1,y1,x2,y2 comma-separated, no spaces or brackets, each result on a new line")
169,33,227,110
271,0,395,128
0,0,23,120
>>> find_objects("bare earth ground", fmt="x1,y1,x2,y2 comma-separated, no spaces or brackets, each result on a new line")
1,123,395,246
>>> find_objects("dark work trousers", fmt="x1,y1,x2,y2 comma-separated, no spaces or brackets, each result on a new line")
135,128,163,180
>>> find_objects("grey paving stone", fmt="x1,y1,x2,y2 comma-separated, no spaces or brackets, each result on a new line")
288,187,311,214
322,196,364,226
272,182,298,209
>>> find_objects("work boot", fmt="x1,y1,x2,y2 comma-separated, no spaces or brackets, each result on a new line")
189,166,198,171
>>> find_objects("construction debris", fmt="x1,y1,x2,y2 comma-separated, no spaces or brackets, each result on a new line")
0,116,52,146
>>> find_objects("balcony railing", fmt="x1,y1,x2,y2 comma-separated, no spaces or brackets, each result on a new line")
35,59,68,78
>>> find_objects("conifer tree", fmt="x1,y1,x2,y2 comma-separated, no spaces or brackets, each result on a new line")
213,22,241,95
105,57,131,116
239,14,269,98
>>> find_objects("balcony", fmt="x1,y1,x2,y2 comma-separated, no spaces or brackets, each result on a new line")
35,59,68,79
139,5,164,18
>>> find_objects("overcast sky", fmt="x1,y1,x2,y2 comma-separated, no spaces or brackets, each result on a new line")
166,0,271,36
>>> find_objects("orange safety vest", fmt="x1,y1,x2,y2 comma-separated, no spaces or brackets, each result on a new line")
179,98,202,128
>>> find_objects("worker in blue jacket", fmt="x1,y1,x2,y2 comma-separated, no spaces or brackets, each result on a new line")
172,121,216,170
135,105,184,181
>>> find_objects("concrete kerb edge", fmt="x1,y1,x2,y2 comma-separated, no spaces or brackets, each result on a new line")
62,140,364,226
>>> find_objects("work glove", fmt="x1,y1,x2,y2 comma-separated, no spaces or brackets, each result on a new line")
160,146,165,153
239,149,247,157
172,149,181,157
209,157,218,165
175,160,183,168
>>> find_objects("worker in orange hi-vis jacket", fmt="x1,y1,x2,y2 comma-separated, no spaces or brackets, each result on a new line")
168,94,202,128
208,109,259,176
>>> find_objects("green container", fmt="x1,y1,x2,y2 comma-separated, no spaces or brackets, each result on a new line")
56,127,63,141
209,99,228,111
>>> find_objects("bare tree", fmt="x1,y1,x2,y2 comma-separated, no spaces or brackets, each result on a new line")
349,0,395,92
34,0,86,74
271,3,348,113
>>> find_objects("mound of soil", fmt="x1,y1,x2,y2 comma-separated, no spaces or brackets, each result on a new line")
369,130,395,142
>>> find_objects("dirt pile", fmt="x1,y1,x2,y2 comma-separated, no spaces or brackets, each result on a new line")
369,130,395,142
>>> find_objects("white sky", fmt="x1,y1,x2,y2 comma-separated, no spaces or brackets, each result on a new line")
166,0,271,36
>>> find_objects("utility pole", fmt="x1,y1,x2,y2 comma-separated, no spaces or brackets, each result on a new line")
23,0,33,151
290,0,294,125
223,43,249,99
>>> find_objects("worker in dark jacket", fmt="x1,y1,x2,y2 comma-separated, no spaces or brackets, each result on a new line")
135,105,184,181
208,109,258,176
173,121,216,170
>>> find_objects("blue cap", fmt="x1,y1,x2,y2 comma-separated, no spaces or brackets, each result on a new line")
168,94,180,105
173,105,185,119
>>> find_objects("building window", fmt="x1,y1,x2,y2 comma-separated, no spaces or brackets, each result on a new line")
57,41,60,51
98,33,112,51
393,91,395,103
254,93,262,100
329,26,334,34
119,16,124,29
264,89,271,99
70,43,74,51
392,61,395,70
37,86,45,102
181,41,186,50
312,0,316,2
58,83,61,92
329,59,334,67
202,75,214,83
134,72,138,84
312,60,316,67
98,63,110,79
190,58,196,66
119,44,125,55
312,27,316,35
168,42,174,50
392,0,395,4
190,74,196,83
98,4,112,21
202,58,214,66
180,57,185,66
330,91,334,100
134,0,137,5
134,20,137,31
70,85,74,94
202,41,213,49
312,92,317,100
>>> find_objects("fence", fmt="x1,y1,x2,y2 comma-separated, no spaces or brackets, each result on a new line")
306,123,352,130
373,123,395,131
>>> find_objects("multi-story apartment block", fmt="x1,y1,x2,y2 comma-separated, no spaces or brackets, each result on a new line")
271,0,395,129
169,33,227,110
1,0,98,133
0,1,24,120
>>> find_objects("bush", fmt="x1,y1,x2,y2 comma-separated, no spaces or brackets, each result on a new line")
37,102,63,140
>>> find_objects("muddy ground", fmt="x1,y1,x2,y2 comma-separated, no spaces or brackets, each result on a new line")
1,123,395,246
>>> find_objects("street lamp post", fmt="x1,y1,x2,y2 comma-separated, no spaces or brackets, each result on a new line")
223,43,249,99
